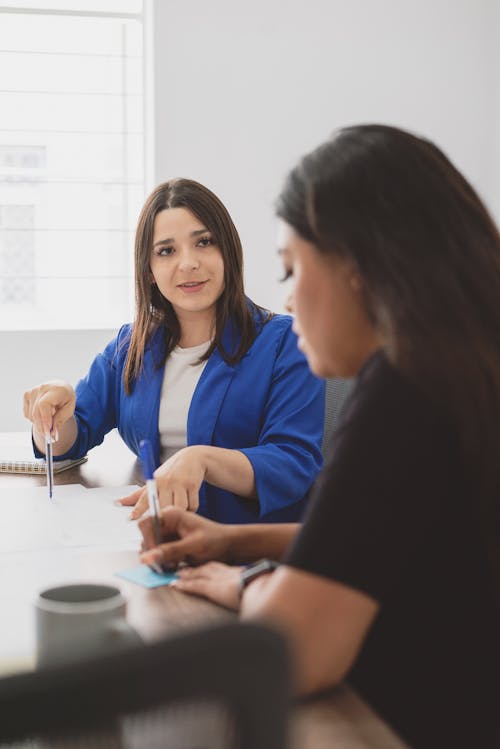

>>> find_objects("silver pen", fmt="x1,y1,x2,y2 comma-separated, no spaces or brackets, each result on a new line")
45,431,54,500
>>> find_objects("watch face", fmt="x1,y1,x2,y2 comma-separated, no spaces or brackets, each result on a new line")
240,559,279,594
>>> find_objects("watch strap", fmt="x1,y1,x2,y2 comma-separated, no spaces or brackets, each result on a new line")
238,558,280,597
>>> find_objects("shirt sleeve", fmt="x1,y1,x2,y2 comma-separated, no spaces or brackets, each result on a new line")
239,322,325,519
285,360,458,603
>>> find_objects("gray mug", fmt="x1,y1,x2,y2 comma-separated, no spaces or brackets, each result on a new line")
35,583,141,668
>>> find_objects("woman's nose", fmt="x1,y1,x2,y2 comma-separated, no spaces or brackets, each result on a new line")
284,290,295,314
178,249,200,271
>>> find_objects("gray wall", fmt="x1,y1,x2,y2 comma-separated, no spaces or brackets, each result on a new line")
2,330,115,432
2,0,500,430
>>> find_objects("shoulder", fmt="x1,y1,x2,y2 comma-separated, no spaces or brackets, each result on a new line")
95,324,134,371
102,323,133,355
246,313,307,368
332,350,459,472
252,311,295,350
345,351,447,429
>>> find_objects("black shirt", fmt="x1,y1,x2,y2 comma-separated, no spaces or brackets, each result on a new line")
286,351,500,749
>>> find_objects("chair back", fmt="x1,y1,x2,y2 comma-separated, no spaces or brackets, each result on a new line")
0,622,290,749
323,377,355,454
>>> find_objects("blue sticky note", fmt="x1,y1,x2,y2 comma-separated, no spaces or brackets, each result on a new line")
116,564,178,589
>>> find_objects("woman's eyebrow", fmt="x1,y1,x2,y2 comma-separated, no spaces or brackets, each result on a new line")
153,236,174,248
153,228,209,248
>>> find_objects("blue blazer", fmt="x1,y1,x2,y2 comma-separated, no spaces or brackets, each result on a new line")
54,311,325,524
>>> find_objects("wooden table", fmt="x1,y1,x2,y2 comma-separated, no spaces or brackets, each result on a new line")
0,431,409,749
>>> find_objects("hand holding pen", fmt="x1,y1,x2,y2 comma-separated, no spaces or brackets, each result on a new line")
23,381,78,467
139,439,164,573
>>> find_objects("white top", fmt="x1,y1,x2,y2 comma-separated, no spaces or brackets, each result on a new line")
158,340,211,462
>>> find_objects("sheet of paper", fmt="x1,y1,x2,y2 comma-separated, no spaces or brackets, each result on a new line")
116,565,178,588
0,484,142,553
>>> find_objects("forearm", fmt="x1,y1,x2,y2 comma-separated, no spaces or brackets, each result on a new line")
240,567,379,696
33,416,78,457
199,445,257,498
224,523,299,563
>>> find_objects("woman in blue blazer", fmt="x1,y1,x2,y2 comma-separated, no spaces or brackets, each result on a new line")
24,179,324,524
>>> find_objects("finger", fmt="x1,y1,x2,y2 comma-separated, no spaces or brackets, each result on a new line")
139,515,157,550
173,577,211,597
28,396,45,437
140,535,201,568
187,488,199,512
52,400,74,435
138,505,184,548
23,392,32,421
129,491,150,520
173,488,189,510
158,490,176,511
34,397,56,436
118,488,143,506
177,562,220,579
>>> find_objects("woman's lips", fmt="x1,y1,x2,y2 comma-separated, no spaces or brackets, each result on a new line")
177,280,208,293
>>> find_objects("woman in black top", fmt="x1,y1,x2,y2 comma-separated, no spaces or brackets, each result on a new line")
140,124,500,749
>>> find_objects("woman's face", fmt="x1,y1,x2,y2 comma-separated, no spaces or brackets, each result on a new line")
150,207,225,325
277,219,381,378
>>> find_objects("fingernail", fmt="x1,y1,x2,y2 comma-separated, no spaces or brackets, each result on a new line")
149,562,164,575
141,551,164,575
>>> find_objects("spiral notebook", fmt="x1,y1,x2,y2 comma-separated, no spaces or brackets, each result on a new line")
0,441,88,475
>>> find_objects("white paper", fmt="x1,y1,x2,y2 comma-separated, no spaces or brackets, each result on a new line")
0,484,142,553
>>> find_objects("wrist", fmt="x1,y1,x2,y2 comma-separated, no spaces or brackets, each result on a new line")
238,558,280,598
192,444,211,480
223,524,244,563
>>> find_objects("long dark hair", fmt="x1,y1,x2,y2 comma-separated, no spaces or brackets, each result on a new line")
124,178,270,393
276,123,500,584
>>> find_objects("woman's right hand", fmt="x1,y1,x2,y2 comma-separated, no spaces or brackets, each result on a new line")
23,380,76,439
139,507,231,569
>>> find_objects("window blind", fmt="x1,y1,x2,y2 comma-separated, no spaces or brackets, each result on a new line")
0,1,145,330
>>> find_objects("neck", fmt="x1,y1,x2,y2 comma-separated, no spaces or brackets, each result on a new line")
177,311,215,348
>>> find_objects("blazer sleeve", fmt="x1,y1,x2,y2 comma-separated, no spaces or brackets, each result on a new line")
34,327,129,461
239,323,325,518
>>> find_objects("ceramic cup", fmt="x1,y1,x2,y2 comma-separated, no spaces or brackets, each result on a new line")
35,582,141,668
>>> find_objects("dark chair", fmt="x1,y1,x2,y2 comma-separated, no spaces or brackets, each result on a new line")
0,622,290,749
323,377,355,454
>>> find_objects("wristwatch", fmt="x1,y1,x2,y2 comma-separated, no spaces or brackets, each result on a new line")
239,558,280,597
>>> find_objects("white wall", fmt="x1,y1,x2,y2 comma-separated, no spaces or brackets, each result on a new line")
2,0,499,430
152,0,500,311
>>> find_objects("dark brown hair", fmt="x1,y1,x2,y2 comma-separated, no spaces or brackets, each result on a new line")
124,178,269,393
276,123,500,585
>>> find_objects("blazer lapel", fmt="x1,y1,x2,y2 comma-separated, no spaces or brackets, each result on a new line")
132,328,165,466
187,320,239,446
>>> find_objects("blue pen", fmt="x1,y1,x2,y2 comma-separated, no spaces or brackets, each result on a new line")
139,439,163,572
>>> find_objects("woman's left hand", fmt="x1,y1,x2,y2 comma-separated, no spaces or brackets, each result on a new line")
120,446,206,519
173,562,243,611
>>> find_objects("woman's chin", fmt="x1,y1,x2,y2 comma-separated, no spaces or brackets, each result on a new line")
305,355,333,379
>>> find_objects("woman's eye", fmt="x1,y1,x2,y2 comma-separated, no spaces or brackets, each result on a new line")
280,267,293,282
156,246,174,256
197,236,213,247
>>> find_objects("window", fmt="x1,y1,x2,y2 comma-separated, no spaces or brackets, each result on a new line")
0,0,147,330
